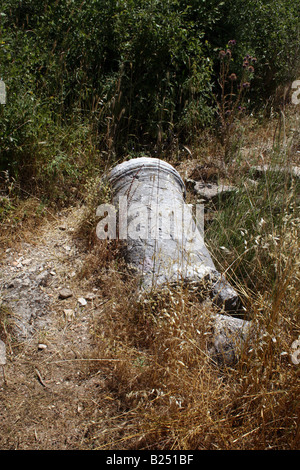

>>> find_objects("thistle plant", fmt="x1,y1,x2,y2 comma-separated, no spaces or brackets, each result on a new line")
215,40,256,163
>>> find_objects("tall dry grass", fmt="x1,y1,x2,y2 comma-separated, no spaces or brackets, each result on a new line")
75,120,299,449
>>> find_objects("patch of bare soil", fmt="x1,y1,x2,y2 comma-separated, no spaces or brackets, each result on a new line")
0,207,117,450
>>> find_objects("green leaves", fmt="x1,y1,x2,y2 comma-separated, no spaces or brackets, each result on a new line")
219,0,300,102
0,0,299,195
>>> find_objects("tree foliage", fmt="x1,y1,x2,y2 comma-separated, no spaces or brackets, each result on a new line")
0,0,299,189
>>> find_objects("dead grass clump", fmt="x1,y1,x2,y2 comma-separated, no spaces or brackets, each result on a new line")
77,239,126,281
79,274,249,449
74,174,112,249
0,196,51,247
85,283,299,450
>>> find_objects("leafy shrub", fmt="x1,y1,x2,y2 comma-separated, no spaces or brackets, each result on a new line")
0,0,299,200
215,0,300,107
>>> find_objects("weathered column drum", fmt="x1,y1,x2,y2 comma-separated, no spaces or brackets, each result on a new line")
106,157,252,363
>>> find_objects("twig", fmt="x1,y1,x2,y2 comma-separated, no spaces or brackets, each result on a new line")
34,368,48,388
1,365,7,385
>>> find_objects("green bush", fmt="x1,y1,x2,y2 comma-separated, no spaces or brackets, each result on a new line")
0,1,220,150
1,0,299,198
215,0,300,107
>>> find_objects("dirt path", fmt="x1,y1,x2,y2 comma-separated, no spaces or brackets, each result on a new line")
0,207,112,450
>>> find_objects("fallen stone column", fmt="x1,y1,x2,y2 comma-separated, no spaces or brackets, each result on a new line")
106,157,252,363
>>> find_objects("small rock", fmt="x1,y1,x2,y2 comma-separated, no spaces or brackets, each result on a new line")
78,297,87,306
58,288,73,300
193,182,237,201
20,278,31,288
38,343,47,350
0,340,6,366
251,164,300,179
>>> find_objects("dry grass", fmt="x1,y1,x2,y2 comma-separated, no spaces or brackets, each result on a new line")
74,203,299,450
0,196,51,248
0,109,299,450
74,109,299,450
73,257,299,450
